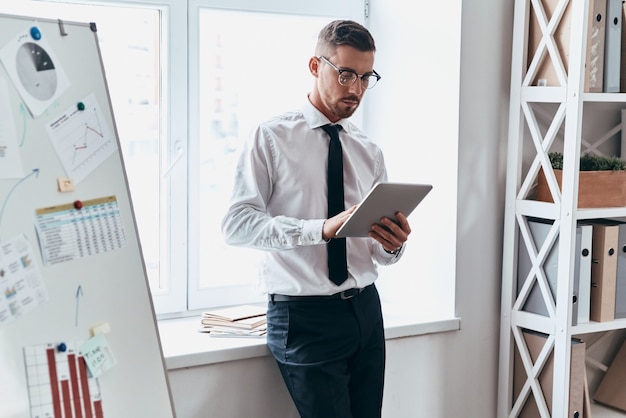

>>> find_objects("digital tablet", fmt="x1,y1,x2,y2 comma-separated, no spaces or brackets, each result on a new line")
335,182,433,238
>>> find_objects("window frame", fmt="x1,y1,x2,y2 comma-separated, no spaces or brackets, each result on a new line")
15,0,460,322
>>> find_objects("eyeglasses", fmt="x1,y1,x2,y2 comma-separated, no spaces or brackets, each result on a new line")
318,56,381,89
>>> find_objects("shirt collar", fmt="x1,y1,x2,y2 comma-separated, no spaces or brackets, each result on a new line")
302,96,348,132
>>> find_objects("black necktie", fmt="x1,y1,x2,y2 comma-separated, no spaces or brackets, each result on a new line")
321,124,348,285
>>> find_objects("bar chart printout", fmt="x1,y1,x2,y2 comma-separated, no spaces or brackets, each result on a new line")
23,342,104,418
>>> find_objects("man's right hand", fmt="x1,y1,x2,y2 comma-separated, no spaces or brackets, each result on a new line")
322,205,357,240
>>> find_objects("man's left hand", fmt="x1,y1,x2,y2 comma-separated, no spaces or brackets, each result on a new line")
368,211,411,253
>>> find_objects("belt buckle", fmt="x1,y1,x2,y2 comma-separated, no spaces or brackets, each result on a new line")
340,289,357,300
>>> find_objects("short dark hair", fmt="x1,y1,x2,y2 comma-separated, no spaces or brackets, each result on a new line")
315,20,376,57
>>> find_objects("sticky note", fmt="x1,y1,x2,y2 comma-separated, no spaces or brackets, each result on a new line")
89,322,111,336
57,177,75,192
80,334,116,378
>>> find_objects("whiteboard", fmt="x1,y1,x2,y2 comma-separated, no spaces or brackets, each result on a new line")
0,13,174,418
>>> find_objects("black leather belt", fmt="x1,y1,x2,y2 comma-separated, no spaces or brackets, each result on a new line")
269,286,368,302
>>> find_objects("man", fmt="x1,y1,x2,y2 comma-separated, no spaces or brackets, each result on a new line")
221,19,411,418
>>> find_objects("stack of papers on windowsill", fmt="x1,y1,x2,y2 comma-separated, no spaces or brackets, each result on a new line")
198,304,267,338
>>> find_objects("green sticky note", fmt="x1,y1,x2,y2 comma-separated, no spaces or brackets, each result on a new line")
80,334,116,378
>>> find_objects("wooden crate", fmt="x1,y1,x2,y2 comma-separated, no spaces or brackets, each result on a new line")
536,169,626,208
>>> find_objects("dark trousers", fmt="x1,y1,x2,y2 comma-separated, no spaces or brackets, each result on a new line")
266,284,385,418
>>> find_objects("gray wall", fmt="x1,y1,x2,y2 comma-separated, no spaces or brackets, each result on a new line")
167,0,514,416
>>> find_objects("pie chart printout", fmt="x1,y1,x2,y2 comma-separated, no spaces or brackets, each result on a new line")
16,42,58,101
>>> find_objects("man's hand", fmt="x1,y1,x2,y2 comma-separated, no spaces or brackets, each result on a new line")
369,211,411,253
322,205,357,241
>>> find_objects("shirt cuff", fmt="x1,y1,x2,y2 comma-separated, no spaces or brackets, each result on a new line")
302,219,327,245
383,243,404,258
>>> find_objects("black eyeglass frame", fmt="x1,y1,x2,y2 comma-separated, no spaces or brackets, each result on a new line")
318,56,381,89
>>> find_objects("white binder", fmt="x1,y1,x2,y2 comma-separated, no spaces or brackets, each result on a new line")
517,219,588,326
577,224,593,323
603,0,622,92
614,222,626,318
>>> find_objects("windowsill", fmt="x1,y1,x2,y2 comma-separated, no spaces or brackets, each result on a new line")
159,307,461,371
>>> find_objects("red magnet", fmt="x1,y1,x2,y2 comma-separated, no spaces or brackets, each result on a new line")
74,200,83,210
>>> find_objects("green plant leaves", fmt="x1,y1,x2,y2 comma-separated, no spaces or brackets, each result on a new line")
548,152,626,171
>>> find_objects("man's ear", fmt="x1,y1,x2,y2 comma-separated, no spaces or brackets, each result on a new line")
309,56,319,77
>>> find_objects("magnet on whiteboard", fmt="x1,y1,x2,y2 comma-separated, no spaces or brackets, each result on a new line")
30,26,42,40
57,177,75,192
90,322,111,336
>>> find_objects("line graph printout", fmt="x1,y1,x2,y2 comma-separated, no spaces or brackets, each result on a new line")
24,342,104,418
35,196,127,265
46,93,117,184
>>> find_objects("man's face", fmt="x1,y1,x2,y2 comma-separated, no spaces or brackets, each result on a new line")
315,45,375,121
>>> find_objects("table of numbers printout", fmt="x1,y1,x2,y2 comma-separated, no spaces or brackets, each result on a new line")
35,196,127,265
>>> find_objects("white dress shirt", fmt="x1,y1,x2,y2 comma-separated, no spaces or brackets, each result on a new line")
221,98,404,296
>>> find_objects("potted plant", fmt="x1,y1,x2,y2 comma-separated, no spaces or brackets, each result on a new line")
536,152,626,208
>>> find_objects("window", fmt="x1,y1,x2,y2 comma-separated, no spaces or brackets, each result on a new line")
9,0,459,321
7,0,187,313
188,9,362,309
188,1,366,311
364,3,461,322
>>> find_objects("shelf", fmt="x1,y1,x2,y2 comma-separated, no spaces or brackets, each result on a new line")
577,207,626,220
573,318,626,335
584,93,626,103
519,89,626,104
516,200,626,221
513,313,626,336
499,0,626,416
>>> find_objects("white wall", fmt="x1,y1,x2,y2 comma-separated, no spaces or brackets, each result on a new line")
167,0,514,416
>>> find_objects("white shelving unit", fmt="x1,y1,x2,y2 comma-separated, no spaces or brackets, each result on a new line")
498,0,626,417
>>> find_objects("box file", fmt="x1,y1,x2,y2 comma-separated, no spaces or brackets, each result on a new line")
588,220,619,322
517,219,589,325
594,337,626,411
586,0,606,92
513,330,586,417
527,0,571,86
